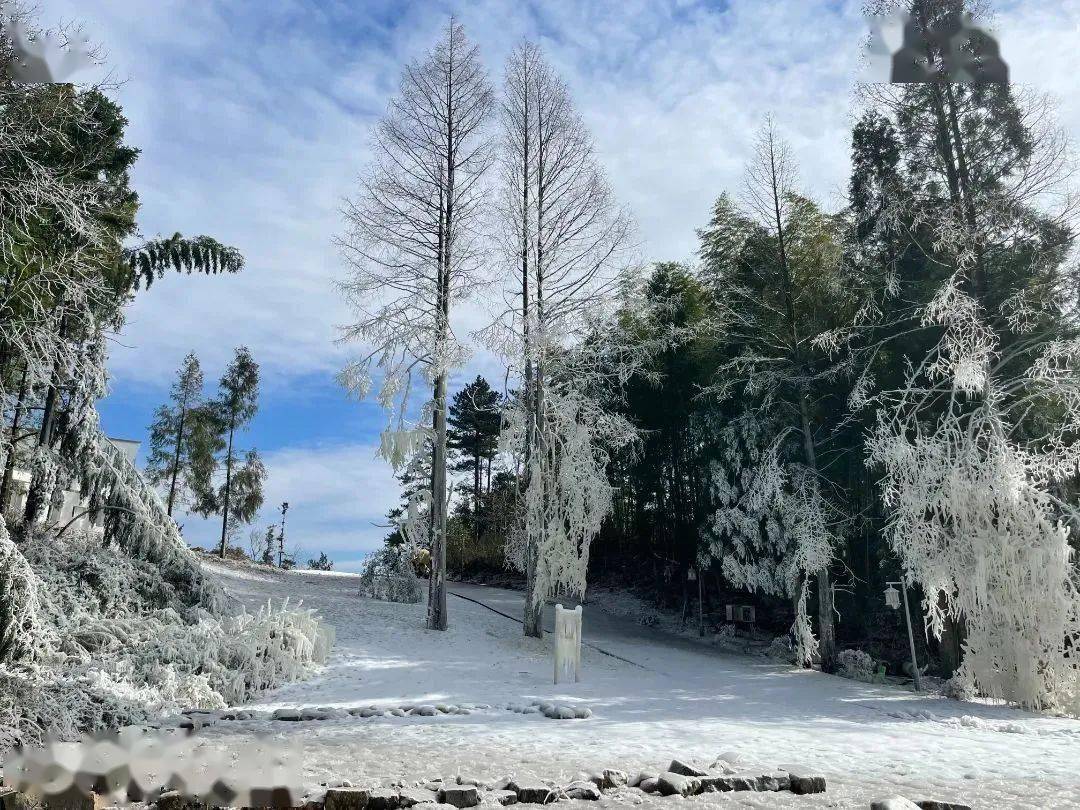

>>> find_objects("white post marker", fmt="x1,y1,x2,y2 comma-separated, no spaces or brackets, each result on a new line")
554,604,582,684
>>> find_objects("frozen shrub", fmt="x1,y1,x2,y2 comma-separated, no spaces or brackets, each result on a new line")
766,634,797,663
943,674,977,702
837,648,884,683
0,518,333,752
359,545,424,603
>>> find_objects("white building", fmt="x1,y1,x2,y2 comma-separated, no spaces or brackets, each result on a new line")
7,437,141,532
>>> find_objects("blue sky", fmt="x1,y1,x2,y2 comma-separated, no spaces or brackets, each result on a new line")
37,0,1080,570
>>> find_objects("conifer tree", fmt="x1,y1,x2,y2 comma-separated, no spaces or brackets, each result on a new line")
208,347,261,558
144,353,217,516
338,19,494,631
447,376,503,544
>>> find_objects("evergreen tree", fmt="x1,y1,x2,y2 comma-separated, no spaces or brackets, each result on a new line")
447,376,503,545
144,353,216,516
208,347,261,558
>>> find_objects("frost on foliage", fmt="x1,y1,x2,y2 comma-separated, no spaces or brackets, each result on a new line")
0,362,332,750
837,649,883,683
868,279,1080,714
503,386,635,606
358,545,424,604
0,524,333,751
707,412,835,664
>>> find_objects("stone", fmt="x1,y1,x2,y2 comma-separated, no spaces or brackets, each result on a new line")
627,774,654,789
300,709,331,721
272,709,303,722
698,774,762,793
915,803,972,810
455,777,486,790
758,773,789,792
637,779,658,795
246,786,302,808
871,800,920,810
666,760,708,779
1,789,43,810
435,705,452,714
390,709,408,718
561,783,599,802
367,790,401,810
413,706,439,718
39,787,107,810
572,708,592,720
436,787,477,809
486,792,517,807
788,774,827,795
555,707,576,721
656,773,700,798
506,783,554,805
324,788,371,810
710,752,747,768
398,790,437,808
155,791,198,810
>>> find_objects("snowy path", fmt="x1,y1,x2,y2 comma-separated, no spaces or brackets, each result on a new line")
198,562,1080,809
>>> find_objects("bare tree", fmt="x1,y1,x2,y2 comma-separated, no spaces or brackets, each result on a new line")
337,19,493,631
492,42,635,637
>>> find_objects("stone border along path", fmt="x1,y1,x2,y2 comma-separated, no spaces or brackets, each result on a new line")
0,758,975,810
158,700,592,730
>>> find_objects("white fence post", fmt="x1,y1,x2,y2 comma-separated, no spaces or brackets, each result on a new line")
554,604,582,684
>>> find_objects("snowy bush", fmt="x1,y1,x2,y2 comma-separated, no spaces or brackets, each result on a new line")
943,675,977,703
358,546,424,604
837,649,883,683
0,521,333,751
766,634,797,664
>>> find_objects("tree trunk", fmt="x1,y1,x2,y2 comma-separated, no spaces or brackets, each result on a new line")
427,48,455,631
0,366,29,514
218,415,235,559
22,373,60,526
523,359,545,639
428,367,450,631
166,401,188,517
473,431,481,546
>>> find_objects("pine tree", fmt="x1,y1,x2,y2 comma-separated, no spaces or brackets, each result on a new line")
447,376,503,545
144,353,214,516
209,347,261,558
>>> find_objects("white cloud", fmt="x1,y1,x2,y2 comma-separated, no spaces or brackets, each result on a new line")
175,441,398,568
39,0,1079,389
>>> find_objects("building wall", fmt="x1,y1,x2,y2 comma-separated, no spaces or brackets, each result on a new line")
7,437,141,532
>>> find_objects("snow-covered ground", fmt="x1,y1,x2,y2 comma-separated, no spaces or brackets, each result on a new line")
196,561,1080,809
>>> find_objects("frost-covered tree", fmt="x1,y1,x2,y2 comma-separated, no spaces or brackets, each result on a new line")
848,0,1080,710
337,19,493,631
493,41,635,634
699,119,851,669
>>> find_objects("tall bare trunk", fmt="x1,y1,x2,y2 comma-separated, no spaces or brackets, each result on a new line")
218,415,235,559
166,400,187,517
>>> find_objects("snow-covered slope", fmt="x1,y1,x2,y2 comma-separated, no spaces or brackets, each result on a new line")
198,561,1080,809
